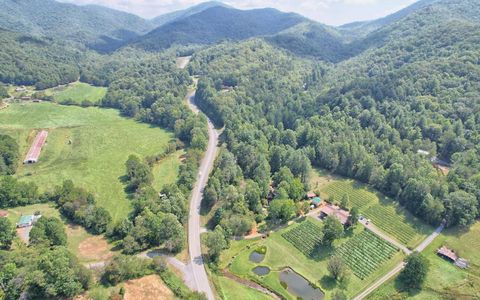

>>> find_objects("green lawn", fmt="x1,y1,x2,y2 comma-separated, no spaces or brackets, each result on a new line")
368,222,480,300
0,103,178,222
152,150,184,191
313,169,433,249
46,82,107,105
214,275,273,300
224,217,404,300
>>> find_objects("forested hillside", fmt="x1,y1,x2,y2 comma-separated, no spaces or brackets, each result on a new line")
0,0,153,51
0,29,82,89
191,0,480,231
150,1,230,27
134,6,305,51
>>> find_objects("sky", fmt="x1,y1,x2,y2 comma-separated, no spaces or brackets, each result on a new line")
57,0,419,26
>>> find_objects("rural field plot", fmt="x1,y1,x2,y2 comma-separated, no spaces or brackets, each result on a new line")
323,180,377,210
282,220,323,258
46,82,107,105
363,204,424,246
335,230,398,280
322,179,432,248
0,103,176,222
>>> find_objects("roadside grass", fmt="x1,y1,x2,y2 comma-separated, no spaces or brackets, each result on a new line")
152,150,184,191
225,217,405,300
311,169,433,249
214,274,273,300
0,103,177,222
368,222,480,300
46,82,107,105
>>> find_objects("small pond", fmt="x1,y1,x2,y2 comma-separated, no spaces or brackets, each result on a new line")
252,266,271,276
279,268,324,300
249,251,265,263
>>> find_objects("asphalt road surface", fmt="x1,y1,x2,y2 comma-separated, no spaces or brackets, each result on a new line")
186,89,218,300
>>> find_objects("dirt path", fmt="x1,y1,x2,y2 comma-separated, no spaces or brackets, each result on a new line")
353,224,445,300
359,219,412,254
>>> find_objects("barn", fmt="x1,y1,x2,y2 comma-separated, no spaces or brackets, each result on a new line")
24,130,48,164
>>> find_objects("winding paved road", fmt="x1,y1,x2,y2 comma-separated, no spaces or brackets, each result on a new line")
186,88,219,300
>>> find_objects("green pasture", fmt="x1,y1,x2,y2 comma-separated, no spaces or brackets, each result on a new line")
46,82,107,105
223,217,404,300
0,103,178,222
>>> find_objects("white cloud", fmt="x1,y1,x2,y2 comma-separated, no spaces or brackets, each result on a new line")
57,0,419,25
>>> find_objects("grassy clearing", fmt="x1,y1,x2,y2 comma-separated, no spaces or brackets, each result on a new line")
311,169,433,248
6,203,60,225
335,230,399,279
46,82,107,105
214,275,273,300
368,222,480,300
0,103,177,222
152,150,184,191
6,203,113,262
225,217,404,300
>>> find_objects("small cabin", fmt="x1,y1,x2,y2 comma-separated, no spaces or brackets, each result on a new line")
16,214,41,228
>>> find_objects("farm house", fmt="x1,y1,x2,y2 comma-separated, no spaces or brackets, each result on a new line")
319,204,350,225
24,130,48,164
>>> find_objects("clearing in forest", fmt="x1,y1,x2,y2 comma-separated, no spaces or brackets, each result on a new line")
46,82,107,105
0,103,178,221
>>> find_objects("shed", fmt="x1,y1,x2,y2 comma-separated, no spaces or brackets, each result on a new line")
306,192,317,199
17,215,34,228
16,214,41,228
437,246,458,262
0,210,8,218
311,197,322,207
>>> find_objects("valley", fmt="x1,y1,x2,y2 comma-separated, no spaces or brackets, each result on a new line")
0,0,479,299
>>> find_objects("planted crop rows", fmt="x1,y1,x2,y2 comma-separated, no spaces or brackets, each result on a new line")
335,230,398,280
363,204,418,246
282,220,323,258
323,181,376,210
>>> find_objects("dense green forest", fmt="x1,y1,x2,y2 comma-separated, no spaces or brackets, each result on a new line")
191,0,480,230
0,0,479,298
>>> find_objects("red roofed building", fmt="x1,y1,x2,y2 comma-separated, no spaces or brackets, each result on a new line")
437,246,458,262
319,204,350,225
24,130,48,164
306,192,317,199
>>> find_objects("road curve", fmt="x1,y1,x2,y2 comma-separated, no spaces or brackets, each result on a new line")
186,89,218,300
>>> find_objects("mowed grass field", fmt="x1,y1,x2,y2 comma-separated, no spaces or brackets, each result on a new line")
311,169,433,248
223,217,404,300
369,222,480,300
0,103,178,222
45,82,107,105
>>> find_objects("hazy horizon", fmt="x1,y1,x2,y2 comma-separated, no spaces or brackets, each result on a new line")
57,0,420,26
